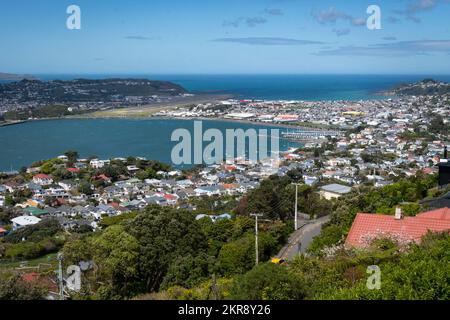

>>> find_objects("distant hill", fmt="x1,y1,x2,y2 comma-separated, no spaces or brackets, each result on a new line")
0,78,189,103
0,72,36,81
386,78,450,96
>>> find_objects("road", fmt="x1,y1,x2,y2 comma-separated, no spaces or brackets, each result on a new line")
276,215,330,261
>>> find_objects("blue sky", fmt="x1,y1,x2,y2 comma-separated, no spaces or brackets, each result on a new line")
0,0,449,74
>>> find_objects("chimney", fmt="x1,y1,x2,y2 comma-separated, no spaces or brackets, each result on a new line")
395,207,403,220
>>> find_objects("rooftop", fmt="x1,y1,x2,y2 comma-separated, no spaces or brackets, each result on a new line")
346,207,450,248
320,183,352,194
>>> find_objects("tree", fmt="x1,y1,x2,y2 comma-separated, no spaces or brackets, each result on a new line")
64,150,79,163
286,168,303,182
160,253,213,290
5,218,62,244
230,263,306,300
308,225,345,256
91,225,140,299
0,274,46,300
52,167,73,180
217,234,255,275
217,232,280,276
78,180,93,195
127,206,208,293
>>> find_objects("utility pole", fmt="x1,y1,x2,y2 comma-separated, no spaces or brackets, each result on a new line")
57,252,65,300
250,213,263,266
292,183,301,230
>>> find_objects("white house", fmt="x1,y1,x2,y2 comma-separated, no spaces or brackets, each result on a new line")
319,183,352,200
33,174,53,186
58,180,77,191
90,159,109,169
11,216,41,230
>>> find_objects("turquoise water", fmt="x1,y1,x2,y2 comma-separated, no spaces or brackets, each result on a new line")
35,74,450,101
0,119,299,171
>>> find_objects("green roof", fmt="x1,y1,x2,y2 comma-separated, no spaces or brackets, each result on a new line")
23,207,49,217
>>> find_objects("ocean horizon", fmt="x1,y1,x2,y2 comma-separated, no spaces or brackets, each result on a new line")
26,74,450,101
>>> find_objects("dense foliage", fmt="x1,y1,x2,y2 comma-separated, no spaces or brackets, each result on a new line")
60,205,289,299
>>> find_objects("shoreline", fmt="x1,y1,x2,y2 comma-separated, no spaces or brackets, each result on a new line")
147,116,337,131
18,115,334,132
0,120,28,127
0,114,340,132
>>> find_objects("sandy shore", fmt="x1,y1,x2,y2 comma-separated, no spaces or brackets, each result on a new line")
71,93,233,119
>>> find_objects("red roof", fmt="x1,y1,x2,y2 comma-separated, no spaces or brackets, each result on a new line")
346,207,450,248
422,168,436,174
95,174,110,181
110,202,120,209
67,168,80,173
164,194,176,200
416,207,450,220
0,227,7,233
22,272,40,283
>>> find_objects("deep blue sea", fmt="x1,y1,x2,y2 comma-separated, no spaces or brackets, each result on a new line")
29,74,450,101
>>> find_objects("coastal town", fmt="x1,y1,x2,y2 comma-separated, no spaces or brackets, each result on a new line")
0,78,449,300
0,80,449,233
2,0,450,307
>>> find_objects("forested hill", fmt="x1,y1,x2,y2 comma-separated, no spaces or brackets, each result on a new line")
0,78,189,103
387,79,450,96
0,72,36,81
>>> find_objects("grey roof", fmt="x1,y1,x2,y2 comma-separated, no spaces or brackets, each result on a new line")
144,196,167,204
320,183,352,194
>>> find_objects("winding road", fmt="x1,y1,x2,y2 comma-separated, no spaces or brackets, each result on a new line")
276,215,330,260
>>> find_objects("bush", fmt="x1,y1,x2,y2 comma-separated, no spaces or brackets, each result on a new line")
5,218,62,244
0,274,46,300
230,263,306,300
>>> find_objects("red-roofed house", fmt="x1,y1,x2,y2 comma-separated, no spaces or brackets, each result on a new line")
346,207,450,248
22,272,58,296
67,168,80,174
224,165,237,172
33,174,53,186
94,174,111,183
416,207,450,220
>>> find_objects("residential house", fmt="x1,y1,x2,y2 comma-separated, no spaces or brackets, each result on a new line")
346,207,450,248
90,159,109,169
0,227,7,237
194,185,224,197
11,216,41,230
33,174,53,186
319,183,352,200
96,204,118,217
58,180,77,191
144,195,168,206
